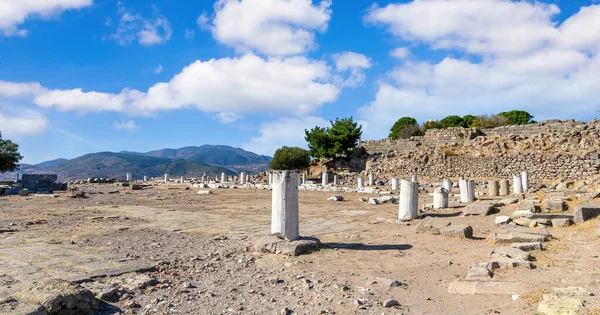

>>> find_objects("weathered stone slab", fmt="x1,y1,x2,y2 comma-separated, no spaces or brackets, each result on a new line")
490,247,531,261
509,242,543,251
543,198,567,211
488,232,547,244
513,218,534,226
448,281,523,295
489,258,535,269
573,204,600,224
537,294,583,315
327,195,344,201
511,210,535,219
498,198,518,206
415,217,451,235
517,200,536,212
550,218,573,227
440,224,473,239
254,236,320,256
495,216,511,225
197,190,213,195
13,279,97,315
465,262,495,281
463,203,494,216
501,225,552,236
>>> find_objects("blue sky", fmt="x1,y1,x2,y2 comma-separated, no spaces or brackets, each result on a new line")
1,0,599,164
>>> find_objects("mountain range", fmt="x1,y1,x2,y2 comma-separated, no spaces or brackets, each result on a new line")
0,145,272,181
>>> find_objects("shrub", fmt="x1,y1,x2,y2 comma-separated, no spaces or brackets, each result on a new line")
270,146,311,171
389,117,418,139
305,117,362,159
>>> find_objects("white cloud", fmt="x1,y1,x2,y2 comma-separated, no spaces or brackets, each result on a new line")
6,54,339,117
205,0,332,56
184,29,195,39
359,1,600,139
0,81,46,98
106,3,172,46
112,120,139,131
331,52,372,87
390,47,410,59
214,112,242,124
243,116,328,156
0,0,92,36
0,110,48,138
153,64,163,74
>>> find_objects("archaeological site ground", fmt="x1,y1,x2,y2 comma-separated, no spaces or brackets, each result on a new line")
1,120,600,315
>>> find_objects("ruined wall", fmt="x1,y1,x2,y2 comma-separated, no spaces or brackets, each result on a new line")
359,119,600,181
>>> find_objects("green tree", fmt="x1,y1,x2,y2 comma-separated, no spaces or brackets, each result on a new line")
0,132,23,173
270,146,311,170
438,115,464,129
462,115,475,128
423,120,440,130
305,117,362,159
389,117,418,139
498,110,535,125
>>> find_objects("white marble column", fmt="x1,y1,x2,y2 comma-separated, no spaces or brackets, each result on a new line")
271,170,299,240
460,178,475,203
164,174,169,183
301,173,306,184
221,172,226,185
357,177,364,190
333,175,338,186
391,178,399,191
433,187,449,209
459,177,466,202
126,173,132,181
240,172,246,185
143,176,148,182
398,179,419,221
269,172,273,187
180,177,184,184
322,171,328,186
443,179,453,192
521,171,529,192
368,173,374,186
513,175,523,194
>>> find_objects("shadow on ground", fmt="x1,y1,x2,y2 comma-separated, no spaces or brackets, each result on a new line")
320,243,412,251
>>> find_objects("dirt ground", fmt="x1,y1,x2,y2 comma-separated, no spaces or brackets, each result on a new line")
0,183,599,315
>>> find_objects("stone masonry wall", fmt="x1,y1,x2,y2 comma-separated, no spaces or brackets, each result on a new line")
359,119,600,181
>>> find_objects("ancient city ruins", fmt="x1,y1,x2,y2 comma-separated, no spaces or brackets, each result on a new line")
1,119,600,314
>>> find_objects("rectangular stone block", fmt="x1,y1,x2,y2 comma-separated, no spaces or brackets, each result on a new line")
573,204,600,224
463,203,494,216
448,281,523,295
509,242,543,251
440,224,473,239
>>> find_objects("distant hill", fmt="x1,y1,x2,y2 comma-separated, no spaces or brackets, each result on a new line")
0,145,270,181
138,145,272,173
0,152,236,181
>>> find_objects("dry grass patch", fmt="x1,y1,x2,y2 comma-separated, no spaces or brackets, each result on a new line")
519,289,551,304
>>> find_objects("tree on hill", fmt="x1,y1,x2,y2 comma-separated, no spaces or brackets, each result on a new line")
305,117,362,159
270,146,311,170
462,115,475,128
498,110,536,125
0,132,23,173
438,115,464,129
470,114,507,129
389,117,419,139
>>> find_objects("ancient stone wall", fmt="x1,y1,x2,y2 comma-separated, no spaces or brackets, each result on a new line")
359,119,600,181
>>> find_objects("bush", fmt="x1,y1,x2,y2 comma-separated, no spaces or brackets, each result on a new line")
438,115,464,129
395,124,424,139
389,117,418,139
270,146,311,171
0,132,23,173
462,115,475,128
423,120,441,130
470,114,507,129
305,117,362,159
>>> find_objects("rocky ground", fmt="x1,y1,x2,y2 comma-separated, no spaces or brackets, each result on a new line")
0,182,599,314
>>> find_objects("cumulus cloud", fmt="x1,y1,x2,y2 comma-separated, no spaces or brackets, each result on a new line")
243,116,328,156
0,110,48,138
105,2,172,46
5,54,340,117
359,1,600,139
0,81,47,98
214,112,242,124
0,0,92,36
390,47,410,59
112,120,139,131
204,0,332,56
331,52,372,87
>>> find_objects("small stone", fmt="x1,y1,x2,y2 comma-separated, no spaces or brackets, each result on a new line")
327,195,344,201
383,299,399,308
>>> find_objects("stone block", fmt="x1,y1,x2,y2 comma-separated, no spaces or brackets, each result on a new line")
513,218,534,226
254,236,320,256
517,200,536,212
490,247,531,261
327,195,344,201
415,217,451,235
18,189,30,196
495,216,511,225
501,225,551,237
511,210,535,219
440,224,473,239
509,242,543,251
13,279,98,315
489,258,535,269
550,218,573,227
197,190,213,195
573,204,600,224
543,198,567,211
488,231,547,244
465,262,497,281
498,198,518,206
463,203,494,216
